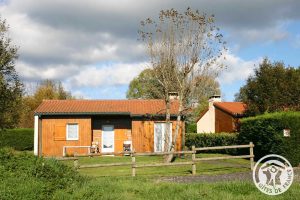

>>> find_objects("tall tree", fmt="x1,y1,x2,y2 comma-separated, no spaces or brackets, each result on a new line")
127,69,220,118
139,8,226,160
19,80,73,128
235,58,300,115
0,18,23,129
126,69,163,99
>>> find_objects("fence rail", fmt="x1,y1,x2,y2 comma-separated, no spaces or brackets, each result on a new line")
60,142,254,176
63,146,97,157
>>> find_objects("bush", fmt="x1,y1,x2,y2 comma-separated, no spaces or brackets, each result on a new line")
238,112,300,166
185,122,197,133
0,148,85,200
0,128,34,151
185,132,238,154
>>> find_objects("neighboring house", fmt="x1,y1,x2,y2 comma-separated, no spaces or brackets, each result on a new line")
196,95,246,133
34,99,183,157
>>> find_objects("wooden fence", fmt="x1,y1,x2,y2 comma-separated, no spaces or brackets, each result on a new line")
59,142,254,177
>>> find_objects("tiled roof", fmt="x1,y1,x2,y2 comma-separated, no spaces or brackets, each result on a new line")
213,102,247,116
34,99,179,115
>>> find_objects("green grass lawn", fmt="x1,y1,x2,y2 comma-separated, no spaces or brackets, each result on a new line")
61,153,252,177
54,176,300,200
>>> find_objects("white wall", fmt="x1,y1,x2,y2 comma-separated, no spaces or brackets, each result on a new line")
196,96,221,133
34,115,39,156
197,106,215,133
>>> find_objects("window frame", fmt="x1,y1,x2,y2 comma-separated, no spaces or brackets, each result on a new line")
66,123,79,141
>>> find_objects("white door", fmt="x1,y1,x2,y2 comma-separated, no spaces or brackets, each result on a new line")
102,125,114,153
154,123,172,152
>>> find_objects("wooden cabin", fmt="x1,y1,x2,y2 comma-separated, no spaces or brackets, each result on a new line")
34,99,184,157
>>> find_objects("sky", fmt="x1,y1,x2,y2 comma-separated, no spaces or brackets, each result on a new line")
0,0,299,101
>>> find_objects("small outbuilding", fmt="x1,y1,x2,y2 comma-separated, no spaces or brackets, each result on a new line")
196,96,247,133
34,99,184,157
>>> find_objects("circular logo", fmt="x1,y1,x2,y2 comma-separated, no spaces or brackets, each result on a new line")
252,154,294,195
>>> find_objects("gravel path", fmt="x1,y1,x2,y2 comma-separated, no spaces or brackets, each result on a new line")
159,168,300,183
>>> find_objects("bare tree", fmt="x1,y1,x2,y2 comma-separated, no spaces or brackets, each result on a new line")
139,8,226,161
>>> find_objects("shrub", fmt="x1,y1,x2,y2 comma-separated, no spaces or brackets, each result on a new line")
0,148,85,199
238,112,300,166
185,122,197,133
0,128,33,151
185,132,239,154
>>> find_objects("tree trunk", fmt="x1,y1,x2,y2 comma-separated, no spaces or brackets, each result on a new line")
164,98,171,152
163,98,171,162
166,98,183,162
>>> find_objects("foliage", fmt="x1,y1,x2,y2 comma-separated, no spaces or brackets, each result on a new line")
0,128,33,150
127,68,220,121
126,69,163,99
235,58,300,115
19,80,73,128
238,111,300,166
0,18,23,129
185,132,238,154
185,122,197,133
0,148,84,200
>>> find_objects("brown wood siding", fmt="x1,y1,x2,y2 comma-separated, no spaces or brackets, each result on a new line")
92,116,132,153
131,120,182,152
40,115,183,156
41,116,92,156
215,108,236,133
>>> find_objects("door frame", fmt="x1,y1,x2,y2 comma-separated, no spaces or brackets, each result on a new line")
101,125,115,153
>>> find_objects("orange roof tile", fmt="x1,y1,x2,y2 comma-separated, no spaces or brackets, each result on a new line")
213,102,247,116
34,99,179,115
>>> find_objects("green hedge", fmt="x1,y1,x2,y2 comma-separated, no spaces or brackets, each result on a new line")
0,128,34,151
185,132,238,154
238,112,300,166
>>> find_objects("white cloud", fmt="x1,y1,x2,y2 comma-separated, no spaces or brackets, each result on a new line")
68,62,147,87
218,52,262,84
0,0,299,99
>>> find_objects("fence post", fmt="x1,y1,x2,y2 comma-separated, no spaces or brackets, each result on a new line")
131,152,136,177
249,142,254,170
74,159,79,170
63,146,66,157
192,145,196,175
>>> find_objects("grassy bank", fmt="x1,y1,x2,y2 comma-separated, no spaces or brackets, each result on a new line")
0,128,34,150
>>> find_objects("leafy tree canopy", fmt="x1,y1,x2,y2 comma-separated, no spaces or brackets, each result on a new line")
127,68,220,120
19,80,73,128
0,18,23,129
235,58,300,115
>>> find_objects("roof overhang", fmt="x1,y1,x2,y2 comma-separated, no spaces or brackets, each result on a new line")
35,112,131,117
35,112,182,119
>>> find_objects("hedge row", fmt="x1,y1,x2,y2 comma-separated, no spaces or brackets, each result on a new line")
0,128,34,151
238,111,300,166
185,132,238,154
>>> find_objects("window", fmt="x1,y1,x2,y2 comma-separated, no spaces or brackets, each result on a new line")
66,124,79,140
